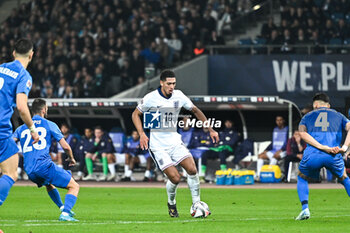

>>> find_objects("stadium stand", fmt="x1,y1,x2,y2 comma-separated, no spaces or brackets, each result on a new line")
0,0,270,98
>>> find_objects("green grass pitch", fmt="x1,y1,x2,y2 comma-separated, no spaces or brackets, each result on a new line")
0,186,350,232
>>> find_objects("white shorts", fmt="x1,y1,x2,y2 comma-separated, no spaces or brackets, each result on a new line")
149,143,192,171
114,153,126,164
137,154,147,164
266,150,286,160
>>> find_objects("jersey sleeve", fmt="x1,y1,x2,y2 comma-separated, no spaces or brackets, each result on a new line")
137,93,152,113
178,90,194,110
16,70,32,96
48,121,64,142
299,115,307,126
341,113,350,130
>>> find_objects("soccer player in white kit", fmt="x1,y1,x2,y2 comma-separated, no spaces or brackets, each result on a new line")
132,69,219,217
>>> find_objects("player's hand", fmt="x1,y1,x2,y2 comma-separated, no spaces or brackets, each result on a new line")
66,157,76,166
323,146,340,154
140,132,149,150
209,129,219,144
31,131,39,144
92,153,98,161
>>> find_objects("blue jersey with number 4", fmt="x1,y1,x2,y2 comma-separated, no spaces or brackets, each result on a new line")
13,115,63,174
0,60,32,139
299,107,349,157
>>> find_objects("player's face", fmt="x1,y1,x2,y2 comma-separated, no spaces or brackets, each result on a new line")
131,131,139,140
85,129,92,138
95,129,103,139
61,125,69,135
276,116,284,128
160,77,176,96
225,120,233,129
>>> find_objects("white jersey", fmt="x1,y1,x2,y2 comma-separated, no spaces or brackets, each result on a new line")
137,88,193,150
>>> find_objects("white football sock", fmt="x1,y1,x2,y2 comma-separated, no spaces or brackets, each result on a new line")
124,165,130,176
108,164,116,176
125,170,132,177
58,164,63,168
17,167,22,175
187,174,200,203
166,180,178,205
257,158,264,177
270,158,277,165
77,171,82,177
144,170,151,178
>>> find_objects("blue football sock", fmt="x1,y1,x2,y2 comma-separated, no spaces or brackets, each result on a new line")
297,176,309,210
340,177,350,197
48,189,63,208
0,175,15,206
63,194,77,213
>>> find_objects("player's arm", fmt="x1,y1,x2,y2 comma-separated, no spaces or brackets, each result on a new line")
191,105,219,143
16,93,39,143
299,124,339,154
340,122,350,156
58,138,76,166
132,108,149,150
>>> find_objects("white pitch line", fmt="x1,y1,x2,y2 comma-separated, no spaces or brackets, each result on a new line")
2,214,350,227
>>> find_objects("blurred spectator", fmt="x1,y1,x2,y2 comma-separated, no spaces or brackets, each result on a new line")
200,119,241,182
283,130,306,181
74,128,94,181
193,40,208,57
83,126,115,181
256,116,288,180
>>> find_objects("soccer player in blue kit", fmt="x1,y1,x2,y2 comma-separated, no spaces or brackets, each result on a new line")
14,98,80,222
0,38,39,206
296,93,350,220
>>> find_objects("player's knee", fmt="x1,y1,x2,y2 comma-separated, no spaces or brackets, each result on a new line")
101,153,107,158
169,174,181,184
186,166,197,176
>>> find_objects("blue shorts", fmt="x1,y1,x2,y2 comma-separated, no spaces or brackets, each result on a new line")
27,161,72,188
299,153,344,180
0,137,19,163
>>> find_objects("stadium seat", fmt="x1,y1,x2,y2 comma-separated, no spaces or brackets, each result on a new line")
238,38,252,45
313,0,323,7
329,38,342,45
109,132,125,153
331,13,344,22
346,14,350,23
344,38,350,45
252,38,266,45
241,141,271,166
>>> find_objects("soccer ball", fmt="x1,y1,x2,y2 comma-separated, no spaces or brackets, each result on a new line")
190,201,211,218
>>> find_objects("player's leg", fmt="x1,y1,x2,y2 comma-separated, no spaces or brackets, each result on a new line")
218,151,228,171
75,151,86,180
0,154,18,205
60,178,79,221
326,156,350,197
200,150,218,181
149,148,179,217
163,166,181,217
83,153,94,180
122,153,132,181
257,151,270,179
142,155,152,182
107,153,116,181
295,156,321,220
98,153,109,181
46,184,64,209
180,157,200,204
